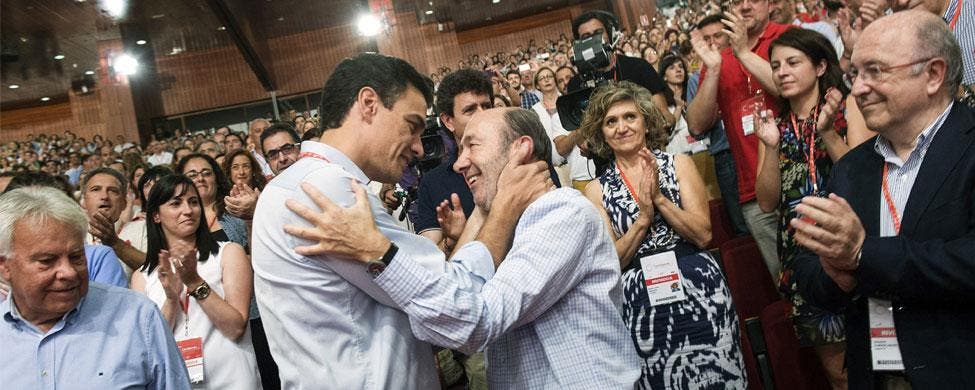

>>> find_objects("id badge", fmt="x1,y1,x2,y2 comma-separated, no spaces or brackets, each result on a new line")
868,298,905,371
739,95,766,137
688,135,709,154
177,337,205,383
639,251,687,306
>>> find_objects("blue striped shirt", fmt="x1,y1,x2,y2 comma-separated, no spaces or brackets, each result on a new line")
944,0,974,86
874,102,954,237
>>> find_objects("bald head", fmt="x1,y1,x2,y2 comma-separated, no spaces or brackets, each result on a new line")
465,107,552,164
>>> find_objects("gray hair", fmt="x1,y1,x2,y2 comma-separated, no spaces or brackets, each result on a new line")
0,187,88,257
500,108,554,166
910,13,963,94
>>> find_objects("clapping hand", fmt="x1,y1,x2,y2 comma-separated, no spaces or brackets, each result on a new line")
790,194,865,292
225,183,260,220
635,148,660,223
157,250,184,300
815,88,843,135
89,210,120,246
721,11,749,57
436,193,467,243
756,109,780,148
168,244,203,288
690,29,721,70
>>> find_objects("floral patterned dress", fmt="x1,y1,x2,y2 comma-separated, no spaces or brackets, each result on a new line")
776,104,848,346
600,150,746,389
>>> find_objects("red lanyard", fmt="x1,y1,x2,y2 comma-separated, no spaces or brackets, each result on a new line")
617,162,641,205
948,0,962,30
790,108,820,193
299,151,331,163
881,163,902,234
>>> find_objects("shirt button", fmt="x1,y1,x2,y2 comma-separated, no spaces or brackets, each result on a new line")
41,370,47,376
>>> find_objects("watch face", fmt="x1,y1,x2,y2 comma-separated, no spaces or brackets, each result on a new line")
366,261,386,277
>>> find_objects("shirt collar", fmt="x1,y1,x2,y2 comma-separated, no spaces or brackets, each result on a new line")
874,101,954,165
300,141,370,185
2,292,85,333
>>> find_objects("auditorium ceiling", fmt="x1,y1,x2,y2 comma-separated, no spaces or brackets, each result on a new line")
1,0,600,110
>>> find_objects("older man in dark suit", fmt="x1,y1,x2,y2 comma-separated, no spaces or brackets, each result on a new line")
788,10,975,390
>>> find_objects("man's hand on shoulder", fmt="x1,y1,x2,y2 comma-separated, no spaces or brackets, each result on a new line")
284,180,390,263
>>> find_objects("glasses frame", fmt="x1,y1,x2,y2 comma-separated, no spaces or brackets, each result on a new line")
845,57,935,86
266,143,300,161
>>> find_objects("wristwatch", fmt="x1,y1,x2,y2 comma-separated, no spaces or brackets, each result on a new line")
366,242,399,277
188,281,211,300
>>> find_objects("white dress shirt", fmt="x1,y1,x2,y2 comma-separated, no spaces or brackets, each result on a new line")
375,188,641,389
251,141,493,389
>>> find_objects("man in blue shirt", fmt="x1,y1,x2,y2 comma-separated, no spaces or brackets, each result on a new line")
0,186,189,389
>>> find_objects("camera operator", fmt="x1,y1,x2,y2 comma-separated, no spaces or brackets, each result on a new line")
565,11,675,129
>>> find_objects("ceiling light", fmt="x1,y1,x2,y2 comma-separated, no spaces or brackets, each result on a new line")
492,0,500,3
217,26,226,31
54,54,65,60
357,14,382,37
41,97,51,102
85,70,95,75
136,39,146,45
277,16,285,21
101,0,126,18
425,9,433,14
113,53,138,75
8,84,19,89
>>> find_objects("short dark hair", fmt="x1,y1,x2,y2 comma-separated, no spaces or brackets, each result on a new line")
143,174,219,274
260,122,300,152
301,127,324,141
318,53,434,130
81,167,128,195
571,10,618,40
435,68,494,117
697,14,725,30
3,171,73,197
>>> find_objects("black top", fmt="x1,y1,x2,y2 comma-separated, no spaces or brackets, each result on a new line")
413,152,563,234
567,55,667,94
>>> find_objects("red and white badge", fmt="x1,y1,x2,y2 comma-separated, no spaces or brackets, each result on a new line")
640,251,687,306
739,95,766,137
177,337,205,383
868,298,904,371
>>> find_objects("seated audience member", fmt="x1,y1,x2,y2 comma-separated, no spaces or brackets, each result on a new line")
221,149,267,221
578,81,745,388
177,154,248,248
791,11,975,389
4,171,128,288
754,27,871,388
259,123,301,175
196,140,223,161
555,65,576,95
0,186,191,389
130,175,261,390
283,107,640,388
247,119,275,179
223,132,246,153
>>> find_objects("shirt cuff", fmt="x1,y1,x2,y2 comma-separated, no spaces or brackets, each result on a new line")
451,241,496,282
374,250,439,308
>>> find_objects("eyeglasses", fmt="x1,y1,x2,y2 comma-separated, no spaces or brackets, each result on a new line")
184,169,214,180
844,57,934,86
265,143,300,160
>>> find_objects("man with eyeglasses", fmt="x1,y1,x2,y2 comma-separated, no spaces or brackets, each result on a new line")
686,0,792,282
260,123,301,175
790,11,975,389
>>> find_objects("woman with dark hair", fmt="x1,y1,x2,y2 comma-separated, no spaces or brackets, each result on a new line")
579,81,745,389
130,174,261,389
658,55,694,154
119,165,174,257
176,153,248,248
754,28,871,389
221,149,267,191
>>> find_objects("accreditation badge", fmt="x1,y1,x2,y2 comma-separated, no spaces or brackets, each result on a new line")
739,95,766,137
640,251,687,306
177,337,205,383
868,298,905,371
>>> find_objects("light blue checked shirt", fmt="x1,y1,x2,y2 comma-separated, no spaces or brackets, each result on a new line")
375,188,641,389
875,101,953,238
251,141,493,389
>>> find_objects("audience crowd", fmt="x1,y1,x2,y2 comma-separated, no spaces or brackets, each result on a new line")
1,0,973,388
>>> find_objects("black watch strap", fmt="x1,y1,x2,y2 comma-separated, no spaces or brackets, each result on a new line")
380,242,399,266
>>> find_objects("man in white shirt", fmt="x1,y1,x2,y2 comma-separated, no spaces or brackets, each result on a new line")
251,54,550,389
146,141,173,167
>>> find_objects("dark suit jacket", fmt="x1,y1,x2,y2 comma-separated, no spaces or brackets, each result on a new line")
793,101,975,389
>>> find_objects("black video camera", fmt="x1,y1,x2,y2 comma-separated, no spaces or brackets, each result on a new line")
556,34,613,131
416,115,445,173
